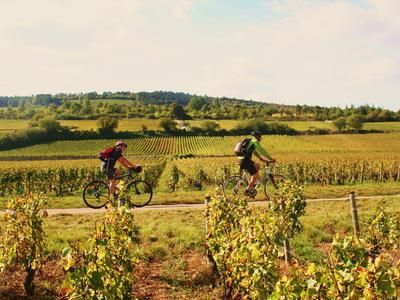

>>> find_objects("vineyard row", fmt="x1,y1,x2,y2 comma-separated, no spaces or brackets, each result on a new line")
1,159,400,196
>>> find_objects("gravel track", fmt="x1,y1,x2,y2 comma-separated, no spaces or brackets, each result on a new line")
2,194,398,216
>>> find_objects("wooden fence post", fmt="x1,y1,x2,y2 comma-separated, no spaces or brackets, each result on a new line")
280,201,292,265
205,196,210,236
360,163,364,184
204,195,218,283
283,239,292,266
397,164,400,182
349,192,360,237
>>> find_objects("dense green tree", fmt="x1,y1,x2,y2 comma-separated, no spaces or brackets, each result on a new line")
234,119,269,133
240,110,249,119
159,118,177,132
17,101,26,113
333,117,347,132
171,104,190,120
107,104,123,114
97,117,119,135
187,96,206,111
377,110,394,122
37,118,64,133
347,114,364,132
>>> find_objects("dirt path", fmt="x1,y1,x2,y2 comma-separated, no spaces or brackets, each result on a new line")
2,194,398,216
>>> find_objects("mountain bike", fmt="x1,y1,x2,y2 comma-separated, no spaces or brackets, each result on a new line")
83,168,153,208
223,161,285,200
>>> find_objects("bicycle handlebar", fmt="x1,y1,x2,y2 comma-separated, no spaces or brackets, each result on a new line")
263,160,276,166
128,165,142,174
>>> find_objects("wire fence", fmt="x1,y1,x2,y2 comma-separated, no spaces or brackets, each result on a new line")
205,192,400,267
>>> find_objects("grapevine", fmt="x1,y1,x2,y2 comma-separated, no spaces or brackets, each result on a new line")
62,204,141,299
0,194,46,295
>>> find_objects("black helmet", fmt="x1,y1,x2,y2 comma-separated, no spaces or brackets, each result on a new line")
251,130,262,138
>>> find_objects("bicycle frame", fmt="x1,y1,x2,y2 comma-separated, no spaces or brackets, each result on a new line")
113,168,138,182
241,162,276,191
114,172,132,181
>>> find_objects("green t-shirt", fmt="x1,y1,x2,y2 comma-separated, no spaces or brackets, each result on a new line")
239,138,272,160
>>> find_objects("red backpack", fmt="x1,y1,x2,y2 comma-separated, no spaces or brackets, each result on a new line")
98,146,115,162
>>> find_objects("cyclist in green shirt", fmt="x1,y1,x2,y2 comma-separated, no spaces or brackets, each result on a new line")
239,131,276,196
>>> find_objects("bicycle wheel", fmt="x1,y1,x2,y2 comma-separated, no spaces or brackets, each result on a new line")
263,174,285,200
223,176,248,200
126,180,153,207
83,180,110,209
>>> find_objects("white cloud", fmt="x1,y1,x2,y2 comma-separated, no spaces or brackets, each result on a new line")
167,0,196,20
0,0,398,110
194,0,400,109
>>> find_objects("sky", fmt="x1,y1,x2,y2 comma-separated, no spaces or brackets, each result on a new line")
0,0,399,110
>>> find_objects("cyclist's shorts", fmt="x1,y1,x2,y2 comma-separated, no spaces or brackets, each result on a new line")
100,161,117,180
239,158,257,176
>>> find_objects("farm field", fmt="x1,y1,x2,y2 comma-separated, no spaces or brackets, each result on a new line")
187,119,334,131
364,121,400,132
265,120,400,132
1,133,400,298
1,132,400,159
0,133,400,209
0,119,30,134
60,118,162,131
1,118,400,133
1,195,398,298
0,118,164,132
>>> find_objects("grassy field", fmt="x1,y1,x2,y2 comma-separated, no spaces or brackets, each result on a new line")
1,181,399,210
189,120,400,132
60,118,162,131
42,195,400,254
292,195,400,261
0,119,30,134
364,121,400,132
0,118,163,132
1,118,400,133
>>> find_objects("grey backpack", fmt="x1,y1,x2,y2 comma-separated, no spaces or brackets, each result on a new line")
234,138,251,156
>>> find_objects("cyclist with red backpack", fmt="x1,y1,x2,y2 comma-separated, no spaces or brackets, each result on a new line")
99,141,140,198
235,131,276,196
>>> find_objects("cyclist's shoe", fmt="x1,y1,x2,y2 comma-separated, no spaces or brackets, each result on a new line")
244,188,257,198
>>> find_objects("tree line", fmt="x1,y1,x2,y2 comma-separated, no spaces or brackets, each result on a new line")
1,91,399,122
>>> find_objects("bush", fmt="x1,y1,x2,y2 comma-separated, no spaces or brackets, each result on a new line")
96,116,119,135
347,114,365,132
232,119,297,135
57,113,84,120
200,120,220,132
333,117,347,132
159,118,177,132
